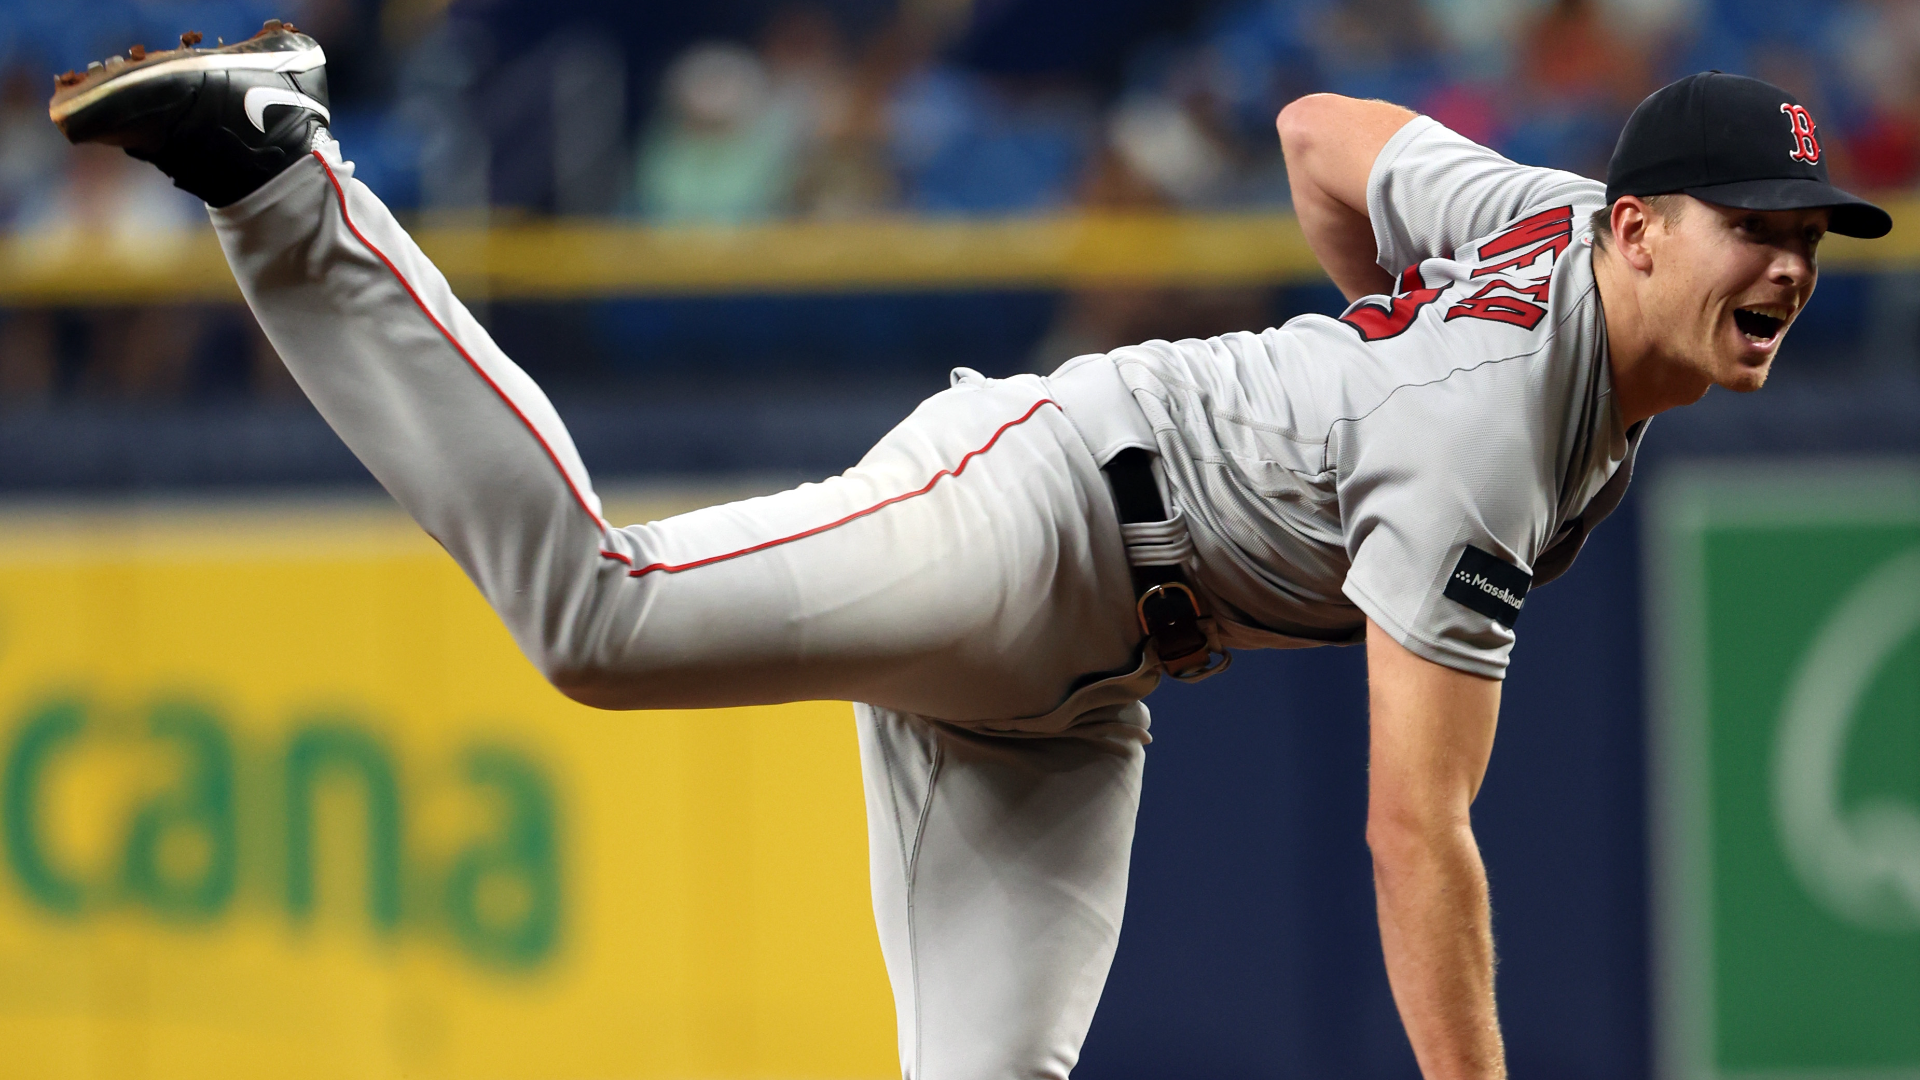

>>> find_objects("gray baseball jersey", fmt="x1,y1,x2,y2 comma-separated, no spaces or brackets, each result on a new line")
80,59,1883,1080
1111,116,1644,678
200,113,1637,1080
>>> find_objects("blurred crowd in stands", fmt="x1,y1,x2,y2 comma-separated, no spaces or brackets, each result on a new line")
1,0,1917,406
8,0,1920,224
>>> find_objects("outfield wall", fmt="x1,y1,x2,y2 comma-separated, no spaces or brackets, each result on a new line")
2,466,1915,1080
0,491,894,1080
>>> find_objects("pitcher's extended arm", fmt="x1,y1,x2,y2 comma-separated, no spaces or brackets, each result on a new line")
1364,618,1507,1080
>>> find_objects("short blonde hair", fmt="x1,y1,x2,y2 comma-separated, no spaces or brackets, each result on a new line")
1590,194,1687,251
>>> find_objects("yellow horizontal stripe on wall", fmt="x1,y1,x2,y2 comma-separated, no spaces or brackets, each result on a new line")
3,198,1912,305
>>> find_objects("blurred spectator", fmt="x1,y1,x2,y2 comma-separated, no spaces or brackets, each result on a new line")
1846,107,1920,192
7,143,207,400
1503,0,1649,175
1418,80,1506,147
388,16,491,216
1117,36,1293,209
1313,0,1443,103
857,0,1099,217
1682,0,1838,76
1842,0,1920,374
776,5,901,217
635,41,801,224
1104,94,1232,207
1174,0,1325,151
0,62,65,226
1325,0,1440,64
1,0,1913,410
1051,34,1271,376
1518,0,1649,106
1423,0,1536,77
763,5,855,151
1834,0,1920,190
887,65,1098,214
13,143,200,267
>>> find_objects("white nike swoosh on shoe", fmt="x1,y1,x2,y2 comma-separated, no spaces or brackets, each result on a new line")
243,86,330,132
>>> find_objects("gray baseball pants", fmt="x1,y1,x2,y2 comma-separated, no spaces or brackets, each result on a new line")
210,141,1178,1078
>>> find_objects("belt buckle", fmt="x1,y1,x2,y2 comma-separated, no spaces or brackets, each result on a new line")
1136,581,1230,681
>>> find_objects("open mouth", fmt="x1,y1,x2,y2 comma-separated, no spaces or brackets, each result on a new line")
1733,305,1789,344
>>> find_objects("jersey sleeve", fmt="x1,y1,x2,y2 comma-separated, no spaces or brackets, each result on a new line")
1335,377,1558,679
1367,115,1602,274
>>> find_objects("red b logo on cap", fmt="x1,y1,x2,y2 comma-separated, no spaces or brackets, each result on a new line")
1781,103,1822,164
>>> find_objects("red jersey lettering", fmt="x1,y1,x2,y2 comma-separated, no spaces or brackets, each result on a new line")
1445,278,1552,330
1340,263,1445,341
1472,205,1573,278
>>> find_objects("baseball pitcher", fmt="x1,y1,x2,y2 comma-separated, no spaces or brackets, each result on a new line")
51,21,1890,1079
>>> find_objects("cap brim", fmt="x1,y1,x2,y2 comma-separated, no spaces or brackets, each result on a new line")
1684,177,1893,239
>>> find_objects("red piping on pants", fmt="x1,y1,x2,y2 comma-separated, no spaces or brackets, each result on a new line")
622,397,1061,578
313,151,620,555
315,151,1060,582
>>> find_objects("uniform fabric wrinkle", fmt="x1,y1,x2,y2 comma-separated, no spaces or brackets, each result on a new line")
1110,115,1642,675
205,109,1650,1080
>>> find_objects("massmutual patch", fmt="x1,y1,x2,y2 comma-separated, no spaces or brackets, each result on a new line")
1444,545,1532,628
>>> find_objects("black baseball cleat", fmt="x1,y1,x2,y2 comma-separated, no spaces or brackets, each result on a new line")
49,21,330,207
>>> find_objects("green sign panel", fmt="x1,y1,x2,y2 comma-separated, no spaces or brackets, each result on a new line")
1650,463,1920,1080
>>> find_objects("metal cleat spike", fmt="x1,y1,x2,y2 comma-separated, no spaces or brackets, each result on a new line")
48,15,335,204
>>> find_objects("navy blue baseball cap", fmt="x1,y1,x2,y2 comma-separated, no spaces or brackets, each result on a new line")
1606,71,1892,239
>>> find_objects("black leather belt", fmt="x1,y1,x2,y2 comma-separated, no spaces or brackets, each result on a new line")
1102,448,1229,679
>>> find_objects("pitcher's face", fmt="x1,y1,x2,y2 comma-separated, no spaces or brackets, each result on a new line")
1643,197,1828,394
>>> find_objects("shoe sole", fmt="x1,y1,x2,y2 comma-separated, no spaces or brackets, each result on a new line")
49,38,324,131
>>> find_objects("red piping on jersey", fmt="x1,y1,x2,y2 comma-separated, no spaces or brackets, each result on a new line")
623,397,1059,578
312,151,619,554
